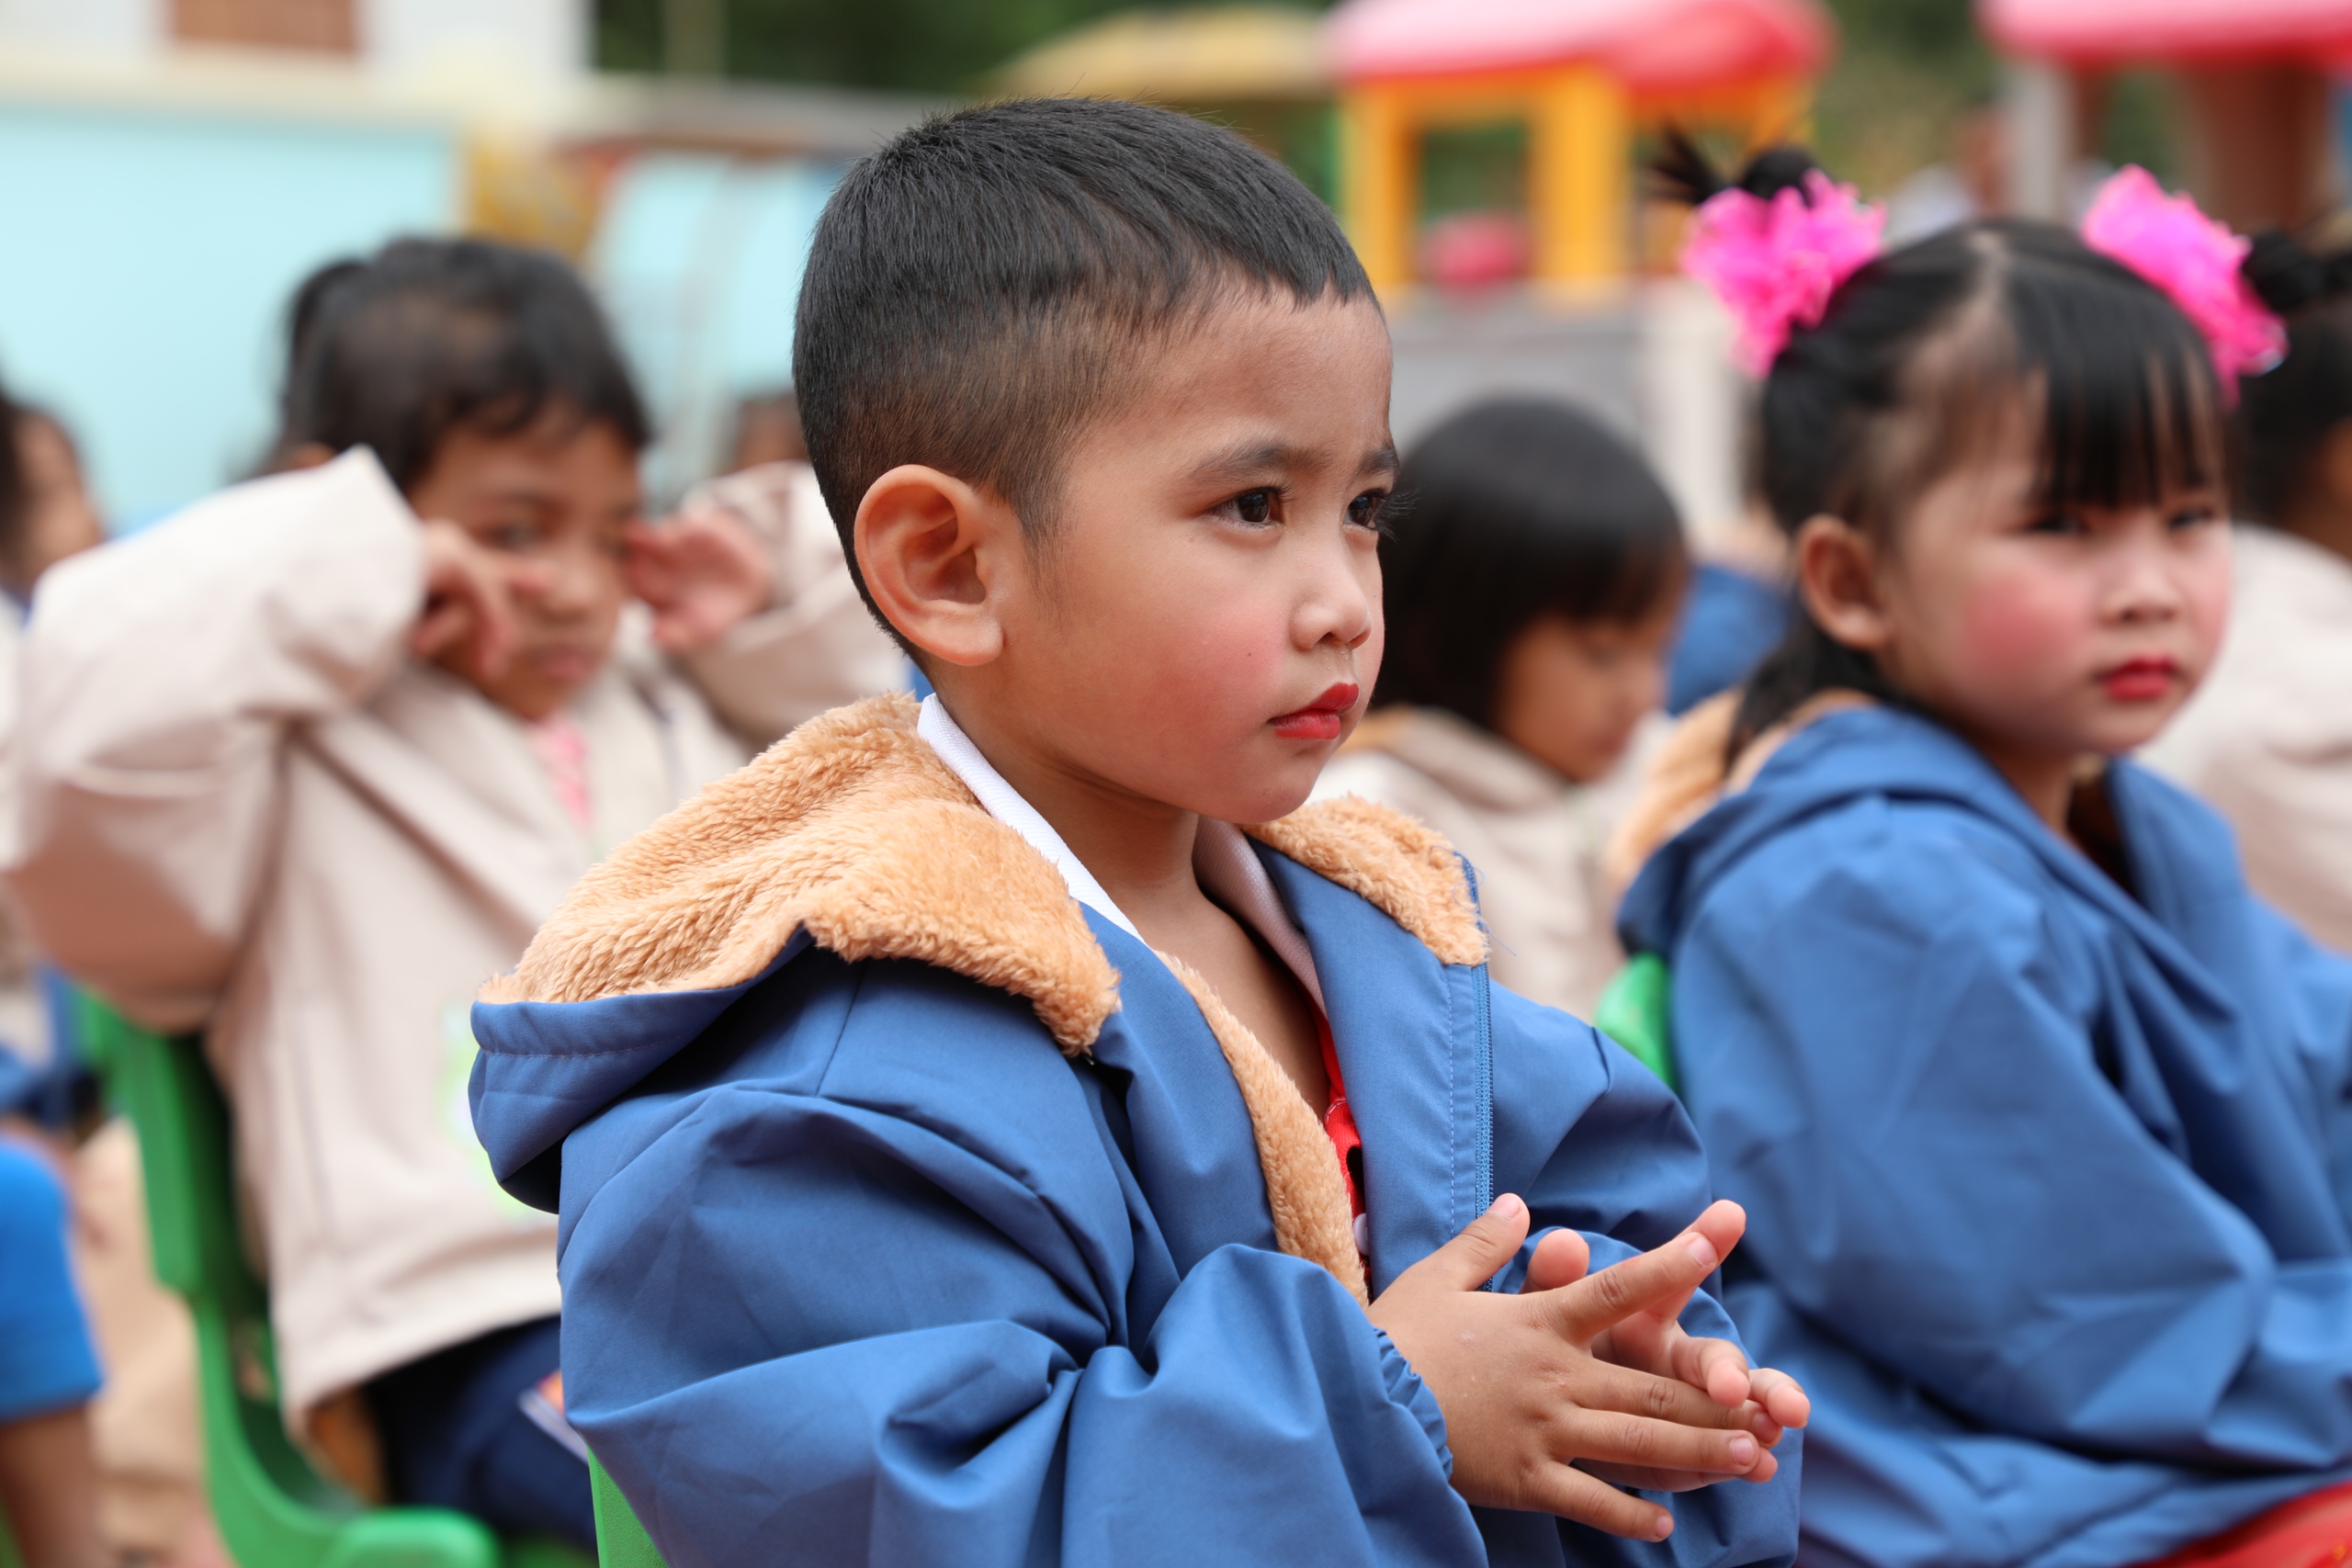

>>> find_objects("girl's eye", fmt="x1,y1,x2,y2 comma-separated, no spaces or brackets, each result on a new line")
1346,490,1389,530
2168,504,2222,531
1234,489,1274,525
483,523,543,552
2024,512,2088,537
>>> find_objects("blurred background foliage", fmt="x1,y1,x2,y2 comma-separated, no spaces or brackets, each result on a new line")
593,0,2182,195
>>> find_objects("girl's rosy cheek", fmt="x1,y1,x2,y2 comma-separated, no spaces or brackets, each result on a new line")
1952,563,2092,682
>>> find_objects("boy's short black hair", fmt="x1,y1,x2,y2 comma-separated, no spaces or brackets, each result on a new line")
1374,398,1688,728
793,97,1375,638
274,238,650,493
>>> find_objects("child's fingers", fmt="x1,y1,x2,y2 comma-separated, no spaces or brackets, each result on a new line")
1514,1464,1676,1542
1542,1224,1723,1343
1689,1199,1747,1269
1747,1366,1812,1429
1673,1333,1757,1409
1561,1408,1764,1479
1582,1360,1761,1433
1389,1194,1532,1295
1520,1226,1589,1294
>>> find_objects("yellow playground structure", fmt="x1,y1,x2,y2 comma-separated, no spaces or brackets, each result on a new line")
1324,0,1835,289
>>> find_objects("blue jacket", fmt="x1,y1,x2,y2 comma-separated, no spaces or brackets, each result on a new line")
1620,704,2352,1568
469,696,1799,1568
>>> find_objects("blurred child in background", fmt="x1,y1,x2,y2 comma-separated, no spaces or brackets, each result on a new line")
1615,152,2352,1566
4,237,895,1549
1314,397,1685,1018
0,386,111,1568
0,1137,106,1568
2140,236,2352,952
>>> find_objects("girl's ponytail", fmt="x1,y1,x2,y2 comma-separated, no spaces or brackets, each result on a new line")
2241,230,2352,318
2236,231,2352,526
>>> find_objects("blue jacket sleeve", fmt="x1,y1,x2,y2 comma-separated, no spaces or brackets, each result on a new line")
559,1077,1483,1568
1487,985,1804,1567
1677,798,2352,1469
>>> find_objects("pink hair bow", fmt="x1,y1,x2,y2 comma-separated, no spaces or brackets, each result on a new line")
1680,170,1885,376
2079,166,2284,400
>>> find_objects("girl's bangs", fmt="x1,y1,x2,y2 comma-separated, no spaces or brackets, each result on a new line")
2011,270,2226,513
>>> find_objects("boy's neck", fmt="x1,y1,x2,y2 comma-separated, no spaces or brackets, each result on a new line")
940,698,1212,934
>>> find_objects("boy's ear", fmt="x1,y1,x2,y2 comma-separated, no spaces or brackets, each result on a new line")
1793,513,1894,653
853,465,1021,668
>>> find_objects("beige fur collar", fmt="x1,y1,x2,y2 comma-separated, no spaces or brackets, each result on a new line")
484,693,1487,1301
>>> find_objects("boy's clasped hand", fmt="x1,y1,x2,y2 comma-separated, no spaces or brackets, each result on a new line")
1370,1194,1808,1540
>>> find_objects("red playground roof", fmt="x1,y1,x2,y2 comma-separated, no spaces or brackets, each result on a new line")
1325,0,1835,90
1982,0,2352,64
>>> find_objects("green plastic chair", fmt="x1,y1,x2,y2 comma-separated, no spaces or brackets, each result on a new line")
586,1458,662,1568
78,997,593,1568
1593,951,1678,1092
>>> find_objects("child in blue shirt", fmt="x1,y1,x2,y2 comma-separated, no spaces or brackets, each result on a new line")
1620,148,2352,1567
469,98,1806,1567
0,1140,104,1568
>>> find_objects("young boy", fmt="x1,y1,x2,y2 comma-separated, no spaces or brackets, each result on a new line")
5,239,897,1547
469,100,1806,1565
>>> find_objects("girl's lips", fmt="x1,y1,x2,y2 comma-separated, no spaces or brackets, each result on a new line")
1271,681,1360,741
2099,656,2177,702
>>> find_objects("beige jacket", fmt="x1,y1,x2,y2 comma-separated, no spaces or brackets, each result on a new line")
1310,705,1655,1019
2142,525,2352,953
3,448,899,1427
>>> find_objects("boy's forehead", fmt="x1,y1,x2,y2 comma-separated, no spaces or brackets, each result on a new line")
1098,293,1394,459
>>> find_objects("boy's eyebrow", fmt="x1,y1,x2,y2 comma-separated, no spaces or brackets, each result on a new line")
1187,440,1401,483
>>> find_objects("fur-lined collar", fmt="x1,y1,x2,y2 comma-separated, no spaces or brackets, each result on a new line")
488,692,1484,1031
483,693,1487,1303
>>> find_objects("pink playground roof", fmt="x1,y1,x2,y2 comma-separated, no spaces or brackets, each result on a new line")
1981,0,2352,63
1325,0,1834,91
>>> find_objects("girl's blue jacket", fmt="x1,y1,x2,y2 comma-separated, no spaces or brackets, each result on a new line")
467,697,1799,1568
1620,704,2352,1568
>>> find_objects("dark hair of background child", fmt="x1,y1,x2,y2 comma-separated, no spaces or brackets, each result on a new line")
0,374,26,588
1653,137,2229,761
1374,397,1687,730
2236,234,2352,527
272,237,650,493
793,96,1375,650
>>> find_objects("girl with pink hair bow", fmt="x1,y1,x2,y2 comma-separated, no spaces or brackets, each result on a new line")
1609,141,2352,1568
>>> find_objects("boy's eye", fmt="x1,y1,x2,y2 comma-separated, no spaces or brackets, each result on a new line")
1346,490,1389,530
482,522,544,552
1231,489,1274,525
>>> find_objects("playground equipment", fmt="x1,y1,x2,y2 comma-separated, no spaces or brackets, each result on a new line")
991,6,1335,197
1324,0,1835,290
1983,0,2352,231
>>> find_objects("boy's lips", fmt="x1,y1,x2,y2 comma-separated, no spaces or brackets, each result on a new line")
2098,655,2177,702
1271,681,1359,741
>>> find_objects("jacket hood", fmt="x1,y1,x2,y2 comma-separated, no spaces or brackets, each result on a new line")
469,692,1487,1219
1619,704,2110,961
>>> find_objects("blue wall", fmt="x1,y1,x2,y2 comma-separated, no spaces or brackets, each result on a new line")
0,102,455,525
593,152,838,501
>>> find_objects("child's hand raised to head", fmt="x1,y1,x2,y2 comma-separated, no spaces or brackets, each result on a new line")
414,519,538,683
1367,1194,1807,1542
624,506,774,655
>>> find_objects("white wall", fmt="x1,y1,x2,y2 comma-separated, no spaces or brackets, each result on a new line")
361,0,586,80
0,0,161,54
